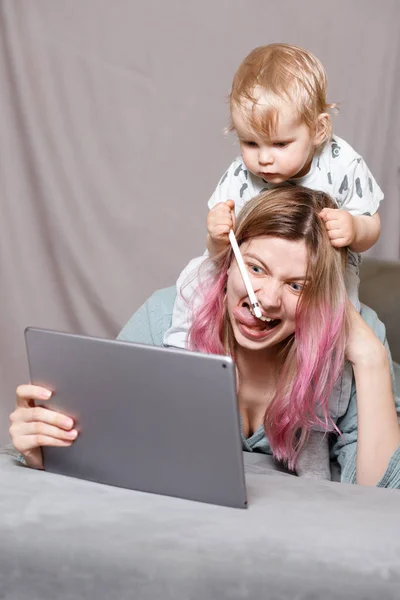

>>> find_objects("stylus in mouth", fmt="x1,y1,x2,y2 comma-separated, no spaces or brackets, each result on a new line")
228,229,262,320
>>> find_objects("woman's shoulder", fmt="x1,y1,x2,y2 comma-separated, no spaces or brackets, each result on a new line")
146,285,177,313
359,303,386,342
117,286,176,346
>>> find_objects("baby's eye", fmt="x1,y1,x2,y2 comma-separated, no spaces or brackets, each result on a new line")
274,141,289,148
243,141,258,148
249,264,264,275
289,282,303,293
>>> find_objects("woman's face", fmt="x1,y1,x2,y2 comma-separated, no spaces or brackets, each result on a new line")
226,235,309,354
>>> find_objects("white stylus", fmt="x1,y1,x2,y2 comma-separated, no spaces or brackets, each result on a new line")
228,229,262,319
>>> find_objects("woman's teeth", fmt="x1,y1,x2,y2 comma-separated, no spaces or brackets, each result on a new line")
245,303,280,327
256,314,275,323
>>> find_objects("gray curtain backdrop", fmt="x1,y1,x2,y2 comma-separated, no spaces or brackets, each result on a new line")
1,0,399,442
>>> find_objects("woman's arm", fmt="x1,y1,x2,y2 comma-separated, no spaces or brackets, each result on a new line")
332,305,400,487
350,325,400,485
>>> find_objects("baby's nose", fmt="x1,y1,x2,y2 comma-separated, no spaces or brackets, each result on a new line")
258,147,273,165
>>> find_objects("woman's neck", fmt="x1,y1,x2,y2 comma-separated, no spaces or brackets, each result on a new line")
235,346,279,379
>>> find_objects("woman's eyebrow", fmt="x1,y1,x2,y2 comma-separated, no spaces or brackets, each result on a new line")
243,252,269,270
244,252,308,280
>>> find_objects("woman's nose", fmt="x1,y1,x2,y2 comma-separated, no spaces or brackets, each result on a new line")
256,281,282,310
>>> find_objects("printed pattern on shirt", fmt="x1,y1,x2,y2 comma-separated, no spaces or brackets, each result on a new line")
209,136,383,220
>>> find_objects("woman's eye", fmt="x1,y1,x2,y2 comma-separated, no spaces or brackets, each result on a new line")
289,282,303,293
249,265,263,275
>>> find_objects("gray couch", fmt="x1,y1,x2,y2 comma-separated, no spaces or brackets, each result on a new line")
1,258,400,599
360,258,400,363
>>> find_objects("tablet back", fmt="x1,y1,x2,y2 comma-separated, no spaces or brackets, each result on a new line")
25,327,247,508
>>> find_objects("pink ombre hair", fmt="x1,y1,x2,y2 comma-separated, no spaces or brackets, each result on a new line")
189,187,349,470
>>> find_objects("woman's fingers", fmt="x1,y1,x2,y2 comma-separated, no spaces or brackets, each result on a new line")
9,410,77,449
16,384,52,407
11,383,78,468
11,405,74,430
9,411,78,467
16,435,75,454
12,419,77,441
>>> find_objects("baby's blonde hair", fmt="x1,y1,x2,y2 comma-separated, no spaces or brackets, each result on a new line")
229,43,336,143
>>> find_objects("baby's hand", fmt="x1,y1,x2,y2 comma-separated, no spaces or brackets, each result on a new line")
206,200,235,256
319,208,356,248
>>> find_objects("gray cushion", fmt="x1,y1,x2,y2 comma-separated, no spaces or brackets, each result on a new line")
1,451,400,599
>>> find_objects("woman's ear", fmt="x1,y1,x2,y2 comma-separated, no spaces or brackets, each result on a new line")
314,113,331,146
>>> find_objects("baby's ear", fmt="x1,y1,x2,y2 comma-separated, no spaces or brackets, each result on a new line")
314,113,331,146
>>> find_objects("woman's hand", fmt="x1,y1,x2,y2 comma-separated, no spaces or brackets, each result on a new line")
9,385,78,469
345,303,387,369
345,304,400,485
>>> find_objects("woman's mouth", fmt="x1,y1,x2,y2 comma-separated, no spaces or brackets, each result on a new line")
233,302,281,339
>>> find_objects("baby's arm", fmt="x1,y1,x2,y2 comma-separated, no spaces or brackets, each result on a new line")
323,147,384,252
206,158,253,257
164,158,250,347
349,212,380,252
206,199,235,256
319,209,380,252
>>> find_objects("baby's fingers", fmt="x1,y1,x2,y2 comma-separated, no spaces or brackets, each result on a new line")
225,200,236,229
319,208,336,221
329,237,348,248
212,224,232,237
323,219,342,232
210,202,234,218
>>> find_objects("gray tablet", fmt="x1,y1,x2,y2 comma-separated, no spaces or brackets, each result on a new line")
25,327,247,508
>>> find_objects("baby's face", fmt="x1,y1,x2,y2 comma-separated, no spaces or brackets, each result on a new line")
231,98,318,184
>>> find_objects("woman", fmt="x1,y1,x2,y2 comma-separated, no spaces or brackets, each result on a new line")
9,188,400,486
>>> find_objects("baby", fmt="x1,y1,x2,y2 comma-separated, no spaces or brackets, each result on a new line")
164,44,383,479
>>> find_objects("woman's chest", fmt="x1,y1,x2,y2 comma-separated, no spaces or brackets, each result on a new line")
238,382,274,438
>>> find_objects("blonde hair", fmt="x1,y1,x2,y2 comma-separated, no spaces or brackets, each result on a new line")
229,43,336,143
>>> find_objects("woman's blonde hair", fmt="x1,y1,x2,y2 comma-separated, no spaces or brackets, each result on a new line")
229,43,336,144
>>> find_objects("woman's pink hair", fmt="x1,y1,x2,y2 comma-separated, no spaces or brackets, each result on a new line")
188,187,348,470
